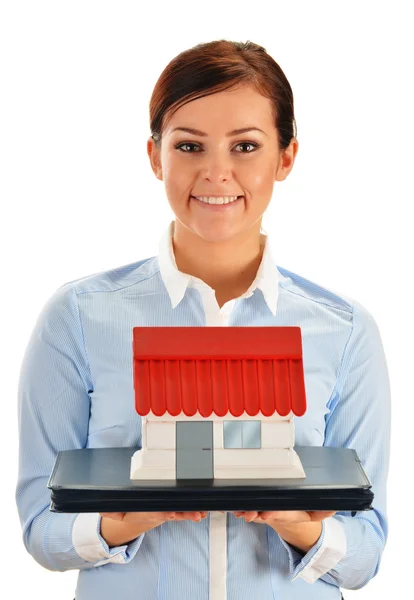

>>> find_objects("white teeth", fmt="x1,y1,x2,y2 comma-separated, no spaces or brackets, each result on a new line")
193,195,240,205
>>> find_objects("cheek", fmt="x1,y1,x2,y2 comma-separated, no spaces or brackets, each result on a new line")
164,176,191,204
241,161,276,191
165,159,193,188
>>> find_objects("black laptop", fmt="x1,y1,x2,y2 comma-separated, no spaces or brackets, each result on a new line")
48,445,373,513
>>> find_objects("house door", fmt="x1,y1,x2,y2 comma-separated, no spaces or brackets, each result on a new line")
176,421,214,479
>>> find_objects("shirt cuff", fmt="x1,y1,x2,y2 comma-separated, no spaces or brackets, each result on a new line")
72,513,144,566
280,517,347,584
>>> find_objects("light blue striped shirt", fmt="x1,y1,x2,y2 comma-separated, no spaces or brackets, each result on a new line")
16,220,390,599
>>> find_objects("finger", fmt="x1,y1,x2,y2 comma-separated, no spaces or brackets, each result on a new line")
257,511,281,521
151,512,176,520
172,511,207,521
99,512,126,521
259,510,298,522
243,511,259,522
308,510,337,521
145,512,177,522
121,512,174,523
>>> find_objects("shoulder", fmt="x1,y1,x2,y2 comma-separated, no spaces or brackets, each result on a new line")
276,265,382,349
277,264,355,315
276,264,381,335
35,256,158,327
57,255,158,296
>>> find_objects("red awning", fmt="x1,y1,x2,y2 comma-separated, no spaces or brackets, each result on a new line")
132,327,306,418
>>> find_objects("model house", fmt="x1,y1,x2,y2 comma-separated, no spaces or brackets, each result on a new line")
130,326,307,480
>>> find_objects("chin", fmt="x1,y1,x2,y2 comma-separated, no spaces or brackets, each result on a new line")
193,227,241,244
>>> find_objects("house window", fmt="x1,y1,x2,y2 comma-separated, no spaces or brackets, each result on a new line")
223,421,261,448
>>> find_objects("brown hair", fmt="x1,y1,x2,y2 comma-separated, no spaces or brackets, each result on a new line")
149,39,297,151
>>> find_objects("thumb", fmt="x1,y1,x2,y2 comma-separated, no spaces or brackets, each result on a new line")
99,512,126,521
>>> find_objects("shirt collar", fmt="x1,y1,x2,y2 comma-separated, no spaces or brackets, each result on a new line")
157,220,279,315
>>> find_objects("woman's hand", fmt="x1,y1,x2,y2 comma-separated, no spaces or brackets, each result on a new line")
99,511,208,547
232,510,337,553
100,511,208,524
232,510,336,524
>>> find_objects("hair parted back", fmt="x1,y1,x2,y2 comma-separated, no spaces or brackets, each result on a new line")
149,39,297,152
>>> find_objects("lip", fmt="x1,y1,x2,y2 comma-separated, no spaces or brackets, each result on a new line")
190,195,244,210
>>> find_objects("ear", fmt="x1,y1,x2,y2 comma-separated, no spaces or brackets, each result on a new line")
147,136,163,181
275,138,299,182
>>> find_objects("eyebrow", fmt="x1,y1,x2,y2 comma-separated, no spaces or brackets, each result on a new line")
170,126,268,137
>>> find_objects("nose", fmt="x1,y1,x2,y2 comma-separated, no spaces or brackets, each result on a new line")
201,153,233,183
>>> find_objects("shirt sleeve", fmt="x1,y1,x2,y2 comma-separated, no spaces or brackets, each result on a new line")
72,513,144,566
15,283,144,571
275,299,390,588
278,514,347,583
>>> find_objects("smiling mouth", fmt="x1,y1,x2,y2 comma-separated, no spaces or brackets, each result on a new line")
190,195,244,205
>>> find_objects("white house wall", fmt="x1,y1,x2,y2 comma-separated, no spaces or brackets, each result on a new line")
213,421,223,448
144,418,294,450
146,420,175,450
131,445,305,479
215,448,295,467
261,420,294,448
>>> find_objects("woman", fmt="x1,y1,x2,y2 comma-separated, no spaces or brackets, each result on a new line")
16,40,390,600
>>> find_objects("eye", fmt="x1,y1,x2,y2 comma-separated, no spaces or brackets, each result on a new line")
175,142,200,153
234,142,259,153
174,141,260,154
236,142,259,154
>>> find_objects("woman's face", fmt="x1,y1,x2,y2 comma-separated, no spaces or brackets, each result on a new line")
147,84,298,243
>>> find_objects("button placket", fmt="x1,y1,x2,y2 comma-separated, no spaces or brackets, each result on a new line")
193,284,233,599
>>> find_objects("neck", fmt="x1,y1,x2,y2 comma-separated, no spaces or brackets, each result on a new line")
171,220,265,295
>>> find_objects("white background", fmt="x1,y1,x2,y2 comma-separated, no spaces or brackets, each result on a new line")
1,1,412,598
